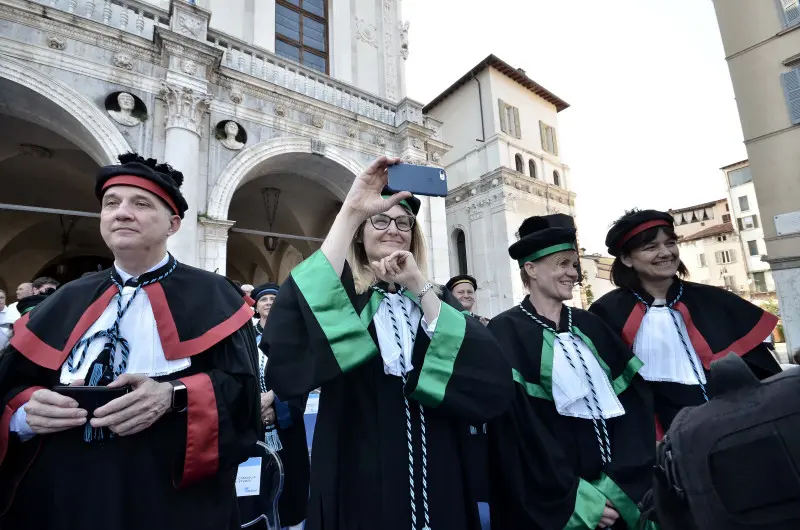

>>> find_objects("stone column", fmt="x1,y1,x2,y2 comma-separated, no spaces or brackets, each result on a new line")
198,217,235,274
160,82,212,266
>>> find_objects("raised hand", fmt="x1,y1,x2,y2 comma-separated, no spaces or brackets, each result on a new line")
342,156,409,221
370,250,425,295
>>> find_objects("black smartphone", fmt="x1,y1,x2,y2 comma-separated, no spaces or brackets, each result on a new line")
387,164,448,197
52,385,131,418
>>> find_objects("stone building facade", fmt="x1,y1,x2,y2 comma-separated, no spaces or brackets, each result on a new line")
0,0,451,296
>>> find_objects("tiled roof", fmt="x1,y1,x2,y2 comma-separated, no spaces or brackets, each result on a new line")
680,222,734,243
423,54,569,114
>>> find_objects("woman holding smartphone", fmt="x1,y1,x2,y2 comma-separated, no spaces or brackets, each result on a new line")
263,156,513,530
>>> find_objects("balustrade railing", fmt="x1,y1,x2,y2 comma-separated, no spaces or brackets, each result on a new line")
207,30,397,126
32,0,169,40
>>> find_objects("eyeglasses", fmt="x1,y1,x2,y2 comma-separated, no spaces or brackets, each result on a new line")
369,214,415,232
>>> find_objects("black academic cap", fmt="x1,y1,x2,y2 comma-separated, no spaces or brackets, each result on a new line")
509,215,577,268
95,153,189,218
381,186,421,216
605,209,673,256
251,283,280,305
446,274,478,292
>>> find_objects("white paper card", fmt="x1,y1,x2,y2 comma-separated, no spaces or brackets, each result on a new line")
305,393,320,415
235,457,262,497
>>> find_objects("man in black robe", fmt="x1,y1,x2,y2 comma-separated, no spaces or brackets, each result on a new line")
0,153,260,530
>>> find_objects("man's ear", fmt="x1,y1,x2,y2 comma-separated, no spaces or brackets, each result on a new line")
168,215,182,236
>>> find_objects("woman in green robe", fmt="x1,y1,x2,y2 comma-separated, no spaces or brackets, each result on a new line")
264,156,514,530
487,214,657,530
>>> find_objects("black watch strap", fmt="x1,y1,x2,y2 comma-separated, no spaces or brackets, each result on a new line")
168,380,188,412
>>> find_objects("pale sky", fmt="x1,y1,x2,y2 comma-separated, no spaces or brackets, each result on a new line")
402,0,747,254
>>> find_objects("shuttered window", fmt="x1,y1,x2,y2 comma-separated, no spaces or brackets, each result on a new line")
779,0,800,27
781,68,800,125
539,121,558,155
715,249,736,264
498,100,522,138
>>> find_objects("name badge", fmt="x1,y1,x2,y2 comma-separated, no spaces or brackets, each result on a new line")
235,457,262,497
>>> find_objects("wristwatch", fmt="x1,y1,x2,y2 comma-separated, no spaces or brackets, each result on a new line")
168,380,188,412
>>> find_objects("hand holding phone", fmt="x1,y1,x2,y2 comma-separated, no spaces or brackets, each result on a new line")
387,164,448,197
51,385,131,419
23,388,89,435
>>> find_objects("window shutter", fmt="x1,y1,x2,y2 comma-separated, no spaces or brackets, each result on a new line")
551,127,559,155
753,215,760,229
539,121,546,150
781,69,800,125
715,251,722,264
738,218,744,231
511,106,522,138
498,100,508,133
781,0,800,26
730,249,737,263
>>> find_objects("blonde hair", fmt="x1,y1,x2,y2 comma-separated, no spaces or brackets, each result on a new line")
348,207,431,295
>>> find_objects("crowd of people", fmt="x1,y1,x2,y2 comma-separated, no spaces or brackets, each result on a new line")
0,153,794,530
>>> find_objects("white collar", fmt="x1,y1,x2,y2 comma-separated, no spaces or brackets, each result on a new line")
114,254,170,284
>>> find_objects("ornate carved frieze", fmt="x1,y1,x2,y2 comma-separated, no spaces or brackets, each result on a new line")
310,138,326,155
159,82,212,134
113,52,134,70
1,5,159,63
46,36,67,50
399,21,409,60
355,17,378,48
382,0,398,101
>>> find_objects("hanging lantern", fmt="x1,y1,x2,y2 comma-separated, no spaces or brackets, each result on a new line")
264,235,279,254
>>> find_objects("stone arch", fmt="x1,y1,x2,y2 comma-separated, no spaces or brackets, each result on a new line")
0,56,130,165
207,136,366,220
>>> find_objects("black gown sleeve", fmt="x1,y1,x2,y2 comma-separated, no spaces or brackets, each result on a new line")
0,348,50,515
404,291,514,423
263,251,373,400
175,322,261,487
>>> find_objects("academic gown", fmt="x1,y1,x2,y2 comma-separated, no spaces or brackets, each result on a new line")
257,340,311,527
0,258,261,530
263,250,514,530
589,281,780,432
487,299,656,530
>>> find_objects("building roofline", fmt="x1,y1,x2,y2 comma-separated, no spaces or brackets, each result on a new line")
720,159,749,171
679,222,735,243
668,198,727,214
422,54,570,114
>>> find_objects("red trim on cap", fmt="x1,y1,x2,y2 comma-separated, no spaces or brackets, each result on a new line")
146,283,255,360
10,287,118,370
177,373,219,487
0,386,45,465
620,220,670,247
621,303,647,347
102,175,180,216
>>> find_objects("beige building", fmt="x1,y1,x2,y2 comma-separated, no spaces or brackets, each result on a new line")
423,55,577,316
670,200,750,294
721,160,776,298
711,0,800,354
